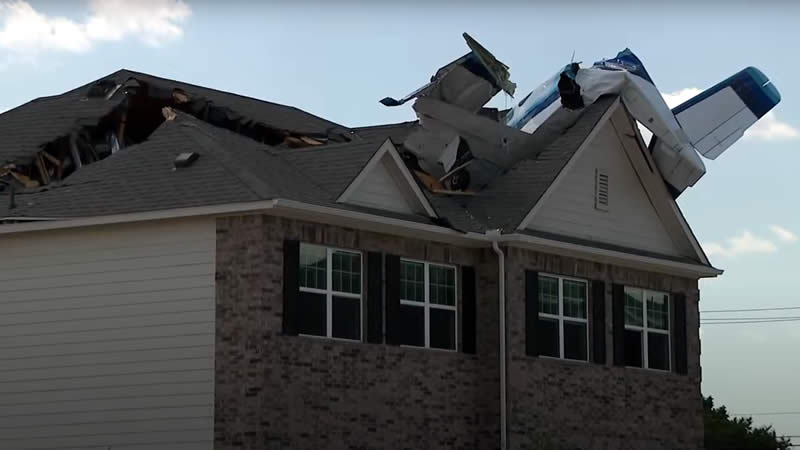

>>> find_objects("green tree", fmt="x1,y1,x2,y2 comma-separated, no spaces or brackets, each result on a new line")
705,396,792,450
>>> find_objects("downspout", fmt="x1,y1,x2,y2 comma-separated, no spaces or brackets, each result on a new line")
488,230,507,450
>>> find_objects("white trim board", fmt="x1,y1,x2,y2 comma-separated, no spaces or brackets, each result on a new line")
0,196,721,278
337,138,437,218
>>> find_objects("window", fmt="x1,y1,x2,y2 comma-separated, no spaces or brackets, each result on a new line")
298,243,362,340
624,287,670,371
399,260,457,350
538,275,588,361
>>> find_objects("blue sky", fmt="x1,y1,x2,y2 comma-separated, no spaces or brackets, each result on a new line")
2,0,799,438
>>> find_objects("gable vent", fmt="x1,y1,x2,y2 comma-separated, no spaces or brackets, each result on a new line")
595,169,609,211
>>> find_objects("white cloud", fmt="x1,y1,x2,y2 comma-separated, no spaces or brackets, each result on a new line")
661,87,702,109
744,111,799,141
770,225,798,243
0,0,190,54
702,231,778,258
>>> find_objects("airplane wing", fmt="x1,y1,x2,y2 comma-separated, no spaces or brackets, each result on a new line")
380,33,515,113
671,67,781,160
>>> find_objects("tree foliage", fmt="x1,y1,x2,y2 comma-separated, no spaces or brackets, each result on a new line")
705,396,792,450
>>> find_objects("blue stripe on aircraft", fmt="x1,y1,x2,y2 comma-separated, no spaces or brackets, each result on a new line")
505,89,560,129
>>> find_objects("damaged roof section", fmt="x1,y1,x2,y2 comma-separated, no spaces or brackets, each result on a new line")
0,111,331,219
0,69,354,193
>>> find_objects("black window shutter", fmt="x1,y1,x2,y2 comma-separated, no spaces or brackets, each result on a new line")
385,254,401,345
525,270,539,357
366,252,384,344
461,266,477,354
612,283,625,366
673,293,688,375
282,240,300,336
591,280,606,365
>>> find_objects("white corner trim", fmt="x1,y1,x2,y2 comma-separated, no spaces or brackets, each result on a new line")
516,97,621,230
336,138,437,218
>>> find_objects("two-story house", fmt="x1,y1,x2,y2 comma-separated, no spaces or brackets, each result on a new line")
0,69,719,449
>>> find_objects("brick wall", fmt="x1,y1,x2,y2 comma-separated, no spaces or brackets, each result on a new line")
215,215,500,449
214,214,703,450
504,247,703,450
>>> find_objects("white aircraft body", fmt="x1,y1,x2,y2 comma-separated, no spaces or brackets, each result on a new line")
381,33,782,196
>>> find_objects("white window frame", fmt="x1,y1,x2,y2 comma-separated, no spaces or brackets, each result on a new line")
624,287,671,371
298,243,363,342
399,258,458,351
538,273,589,362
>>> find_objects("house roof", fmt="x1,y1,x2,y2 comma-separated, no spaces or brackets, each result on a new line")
0,70,616,231
0,70,709,269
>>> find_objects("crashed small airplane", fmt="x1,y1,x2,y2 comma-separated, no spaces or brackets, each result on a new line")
381,33,781,196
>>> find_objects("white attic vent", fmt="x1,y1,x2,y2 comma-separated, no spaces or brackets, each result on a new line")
595,169,609,211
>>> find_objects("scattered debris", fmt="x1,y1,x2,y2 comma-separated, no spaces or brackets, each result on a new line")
162,106,178,121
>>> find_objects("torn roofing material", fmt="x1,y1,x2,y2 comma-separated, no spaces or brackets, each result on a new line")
0,84,124,165
0,112,328,219
121,69,350,136
0,68,354,191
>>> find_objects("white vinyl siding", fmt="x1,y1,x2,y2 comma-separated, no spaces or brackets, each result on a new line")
347,156,421,215
0,218,215,450
527,121,682,257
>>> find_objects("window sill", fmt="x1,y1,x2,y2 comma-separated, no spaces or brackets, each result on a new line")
297,333,363,345
537,355,590,366
399,344,458,354
624,365,673,375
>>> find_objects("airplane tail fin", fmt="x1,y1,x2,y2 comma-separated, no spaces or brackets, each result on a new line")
672,67,781,160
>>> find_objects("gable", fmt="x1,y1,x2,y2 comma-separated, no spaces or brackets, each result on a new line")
523,111,686,258
338,140,436,217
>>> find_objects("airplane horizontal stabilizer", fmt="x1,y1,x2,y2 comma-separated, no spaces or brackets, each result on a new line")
672,67,781,160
